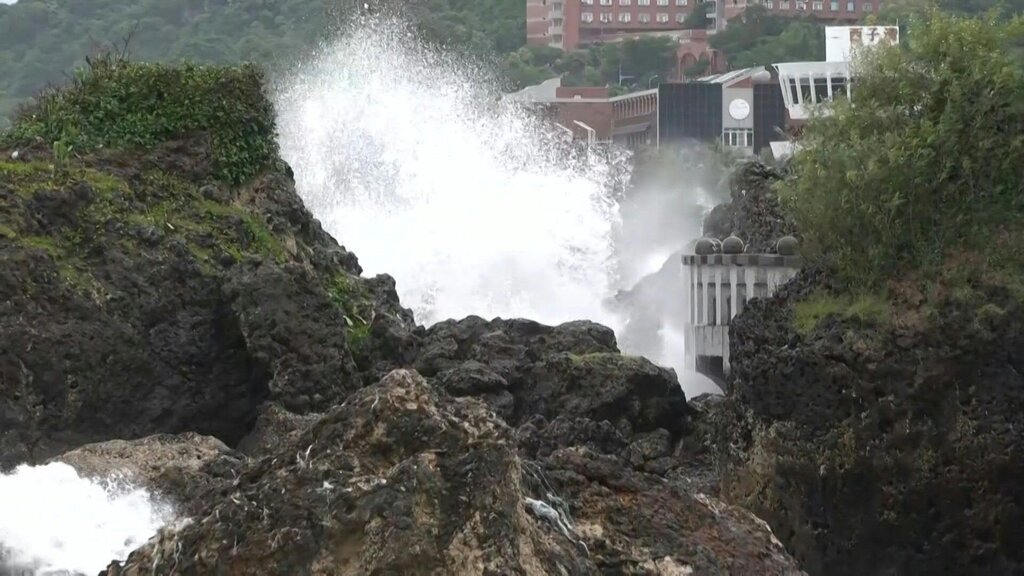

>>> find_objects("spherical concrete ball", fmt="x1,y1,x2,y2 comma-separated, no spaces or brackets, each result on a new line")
722,234,745,254
776,235,799,256
694,238,717,255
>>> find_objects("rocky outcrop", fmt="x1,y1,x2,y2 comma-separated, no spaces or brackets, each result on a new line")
50,433,243,518
103,370,804,576
0,135,415,469
713,271,1024,575
702,161,796,253
413,316,692,457
0,60,805,575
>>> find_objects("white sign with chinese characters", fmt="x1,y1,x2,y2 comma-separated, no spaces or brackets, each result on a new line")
825,26,900,62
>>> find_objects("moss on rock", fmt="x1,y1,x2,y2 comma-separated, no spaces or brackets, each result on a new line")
792,290,890,335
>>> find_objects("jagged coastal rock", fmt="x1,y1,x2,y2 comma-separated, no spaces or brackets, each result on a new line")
696,162,1024,574
0,61,803,574
0,129,414,468
102,370,803,575
712,269,1024,576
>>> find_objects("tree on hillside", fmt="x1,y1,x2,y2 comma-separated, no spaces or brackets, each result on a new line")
504,37,678,91
711,6,825,68
781,10,1024,288
878,0,1024,24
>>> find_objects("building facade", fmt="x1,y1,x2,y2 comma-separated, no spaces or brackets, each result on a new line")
506,78,659,150
526,0,882,51
658,67,789,156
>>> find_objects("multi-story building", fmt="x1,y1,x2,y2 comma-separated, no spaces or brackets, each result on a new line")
657,66,790,156
526,0,881,51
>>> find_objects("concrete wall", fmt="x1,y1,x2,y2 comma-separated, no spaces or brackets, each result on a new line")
556,101,615,140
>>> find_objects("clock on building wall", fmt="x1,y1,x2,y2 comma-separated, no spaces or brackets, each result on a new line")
728,98,751,120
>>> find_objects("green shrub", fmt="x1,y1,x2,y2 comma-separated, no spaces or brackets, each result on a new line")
779,11,1024,289
2,54,278,185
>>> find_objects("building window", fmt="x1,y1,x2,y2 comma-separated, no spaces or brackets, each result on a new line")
723,128,754,148
830,0,838,9
676,0,688,5
582,11,594,21
863,2,873,9
619,11,632,21
812,1,823,9
600,0,612,5
657,12,669,21
675,12,686,21
764,0,773,6
620,0,631,4
638,0,650,5
640,12,651,22
846,0,854,9
658,0,670,5
599,11,612,21
780,0,790,7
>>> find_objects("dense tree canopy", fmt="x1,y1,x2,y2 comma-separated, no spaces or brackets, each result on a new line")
710,6,825,68
781,10,1024,290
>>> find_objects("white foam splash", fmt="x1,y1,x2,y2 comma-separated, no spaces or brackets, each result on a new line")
275,16,627,329
0,463,172,576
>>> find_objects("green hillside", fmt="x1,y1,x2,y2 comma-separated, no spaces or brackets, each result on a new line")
1,0,1019,126
0,0,525,126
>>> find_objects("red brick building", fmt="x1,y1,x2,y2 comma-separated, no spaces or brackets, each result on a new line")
526,0,881,51
507,79,659,149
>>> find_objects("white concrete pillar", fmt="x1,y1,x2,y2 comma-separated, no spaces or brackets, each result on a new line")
715,267,725,326
744,267,756,307
684,264,691,325
723,334,730,375
729,267,739,321
695,266,702,325
703,267,712,325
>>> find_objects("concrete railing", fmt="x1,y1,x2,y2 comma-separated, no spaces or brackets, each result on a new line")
774,61,852,120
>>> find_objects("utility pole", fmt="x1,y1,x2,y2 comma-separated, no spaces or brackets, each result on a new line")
618,62,635,86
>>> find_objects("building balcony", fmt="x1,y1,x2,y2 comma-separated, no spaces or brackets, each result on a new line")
774,61,851,120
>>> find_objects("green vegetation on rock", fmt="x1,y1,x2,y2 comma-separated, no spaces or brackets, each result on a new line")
780,10,1024,295
326,272,375,349
792,291,890,334
2,55,277,185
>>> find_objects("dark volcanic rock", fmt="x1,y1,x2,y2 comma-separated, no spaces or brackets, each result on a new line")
236,402,321,457
0,139,415,469
702,160,796,253
414,316,692,456
103,370,803,576
714,276,1024,575
535,447,804,575
49,432,243,518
